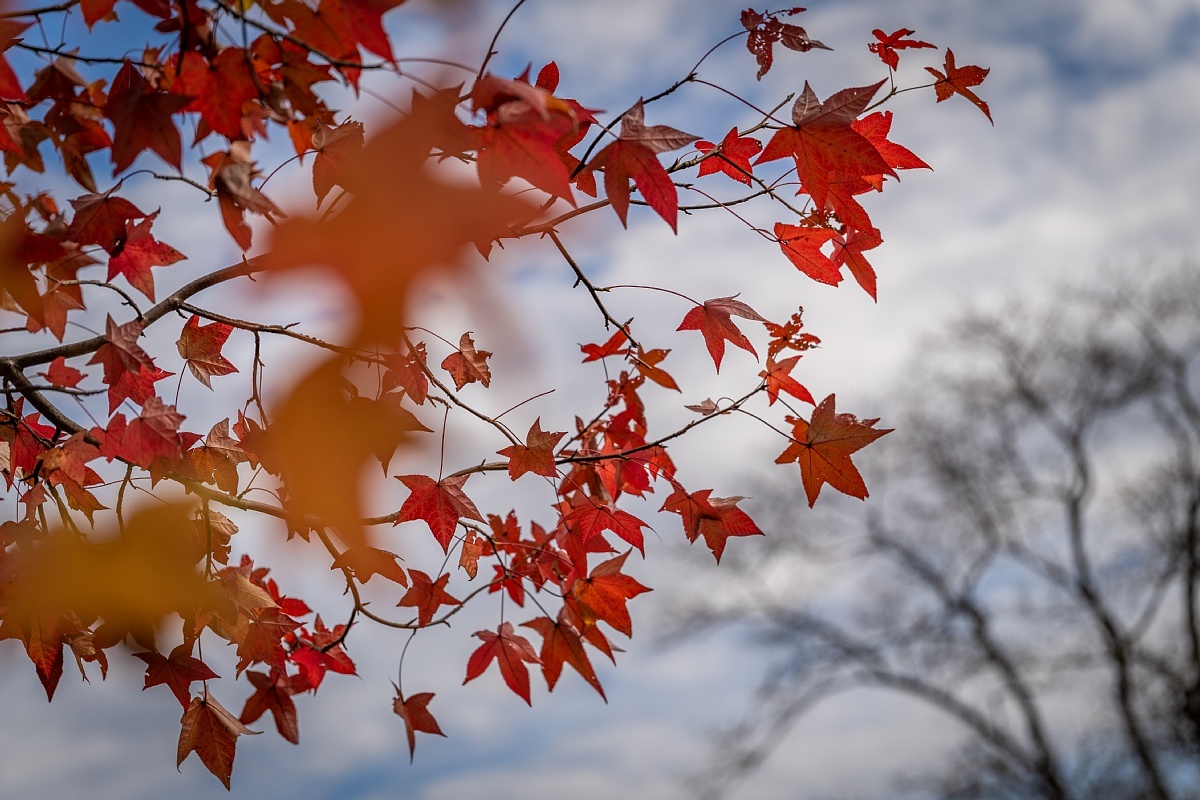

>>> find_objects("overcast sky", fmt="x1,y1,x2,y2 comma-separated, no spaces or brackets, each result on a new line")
2,1,1199,798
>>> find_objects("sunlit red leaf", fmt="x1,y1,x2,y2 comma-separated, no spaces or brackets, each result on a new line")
869,28,935,71
396,474,485,551
926,49,992,123
565,503,649,555
831,226,883,299
677,295,766,371
756,81,892,214
588,100,697,231
695,127,762,184
581,328,630,362
759,354,814,406
774,222,840,285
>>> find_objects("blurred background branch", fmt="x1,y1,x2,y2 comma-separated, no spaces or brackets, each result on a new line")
667,258,1200,800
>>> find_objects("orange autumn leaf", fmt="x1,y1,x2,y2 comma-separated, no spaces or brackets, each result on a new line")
571,550,650,637
497,417,565,480
774,393,892,506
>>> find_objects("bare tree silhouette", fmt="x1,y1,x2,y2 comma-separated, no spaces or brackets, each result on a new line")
670,261,1200,800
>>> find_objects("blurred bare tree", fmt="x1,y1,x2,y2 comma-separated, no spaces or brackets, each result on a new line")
670,261,1200,800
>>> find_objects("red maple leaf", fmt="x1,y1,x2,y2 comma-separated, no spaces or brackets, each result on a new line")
6,404,56,478
926,49,992,123
393,689,445,761
487,563,526,606
106,212,185,300
201,143,284,251
311,120,364,205
38,356,85,388
0,614,66,700
775,393,892,506
850,111,931,189
677,295,767,371
176,315,238,389
289,617,356,689
106,363,172,413
382,343,430,404
472,72,579,201
774,222,840,285
565,503,649,555
496,417,565,480
240,669,306,745
440,332,492,390
0,21,31,100
463,621,541,705
695,127,762,184
177,695,259,790
104,60,190,173
741,7,829,80
633,347,680,392
0,214,58,325
65,192,145,251
284,0,360,84
759,354,814,406
331,546,408,586
396,474,485,551
80,0,117,27
661,486,762,563
869,28,935,71
182,418,247,493
756,81,893,215
396,569,461,627
830,226,883,299
173,48,261,140
87,315,153,386
570,550,650,637
133,642,220,708
93,397,188,468
235,607,301,673
588,99,697,231
522,611,606,699
580,328,630,362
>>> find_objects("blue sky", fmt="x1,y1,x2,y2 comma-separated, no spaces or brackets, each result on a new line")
2,1,1200,798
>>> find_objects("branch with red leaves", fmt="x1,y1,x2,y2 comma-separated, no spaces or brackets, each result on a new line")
0,1,990,788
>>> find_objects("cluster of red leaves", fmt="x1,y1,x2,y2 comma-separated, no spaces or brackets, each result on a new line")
0,2,990,789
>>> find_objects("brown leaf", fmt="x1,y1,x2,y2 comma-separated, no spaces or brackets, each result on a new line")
177,695,260,789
